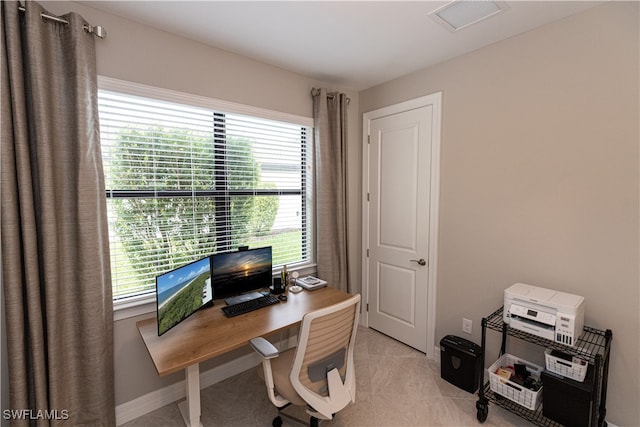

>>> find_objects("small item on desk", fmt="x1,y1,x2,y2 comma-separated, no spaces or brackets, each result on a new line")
289,284,303,293
296,275,327,290
271,276,285,294
290,270,299,283
278,294,287,302
288,271,303,293
299,276,320,285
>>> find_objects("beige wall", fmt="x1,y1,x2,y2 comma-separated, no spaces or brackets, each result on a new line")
42,1,360,408
360,2,639,425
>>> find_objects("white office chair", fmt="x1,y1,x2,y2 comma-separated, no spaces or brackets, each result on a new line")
250,294,361,427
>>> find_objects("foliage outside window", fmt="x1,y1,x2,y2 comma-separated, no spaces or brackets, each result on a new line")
98,86,313,301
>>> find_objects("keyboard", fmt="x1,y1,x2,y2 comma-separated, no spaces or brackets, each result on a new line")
221,294,280,317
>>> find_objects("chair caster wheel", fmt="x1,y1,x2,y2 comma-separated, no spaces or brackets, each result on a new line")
272,415,283,427
477,408,488,423
476,400,488,423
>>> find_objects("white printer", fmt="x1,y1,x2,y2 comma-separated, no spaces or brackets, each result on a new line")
503,283,585,346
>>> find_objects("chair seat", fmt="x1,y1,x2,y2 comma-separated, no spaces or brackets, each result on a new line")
257,348,306,406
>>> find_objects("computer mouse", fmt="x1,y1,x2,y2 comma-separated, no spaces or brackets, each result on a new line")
278,294,287,302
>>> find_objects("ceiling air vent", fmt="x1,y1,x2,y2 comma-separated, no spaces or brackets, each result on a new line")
429,0,509,32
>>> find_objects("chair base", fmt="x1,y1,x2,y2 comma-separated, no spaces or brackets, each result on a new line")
273,414,320,427
273,405,322,427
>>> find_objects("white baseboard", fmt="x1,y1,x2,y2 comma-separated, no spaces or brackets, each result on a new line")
115,352,261,425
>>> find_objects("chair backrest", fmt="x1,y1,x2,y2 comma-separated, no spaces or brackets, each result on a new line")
289,294,361,419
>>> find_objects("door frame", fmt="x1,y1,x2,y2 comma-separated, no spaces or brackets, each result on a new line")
361,92,442,358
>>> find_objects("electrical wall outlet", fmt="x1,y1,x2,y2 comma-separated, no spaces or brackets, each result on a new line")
462,317,473,334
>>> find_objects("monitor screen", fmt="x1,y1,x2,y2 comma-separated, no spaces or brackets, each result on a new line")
211,246,272,300
156,256,213,336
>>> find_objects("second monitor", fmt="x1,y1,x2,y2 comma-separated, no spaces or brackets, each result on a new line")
211,246,273,305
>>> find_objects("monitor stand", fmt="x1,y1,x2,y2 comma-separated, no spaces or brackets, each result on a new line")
224,291,263,306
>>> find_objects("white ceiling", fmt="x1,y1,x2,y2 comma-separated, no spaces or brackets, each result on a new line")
83,1,605,91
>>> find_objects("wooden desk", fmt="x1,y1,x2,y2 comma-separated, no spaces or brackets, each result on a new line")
137,287,352,426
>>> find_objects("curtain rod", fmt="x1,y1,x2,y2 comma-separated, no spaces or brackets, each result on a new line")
18,5,107,38
311,88,351,105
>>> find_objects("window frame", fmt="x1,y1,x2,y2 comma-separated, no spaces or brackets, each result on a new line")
98,77,316,319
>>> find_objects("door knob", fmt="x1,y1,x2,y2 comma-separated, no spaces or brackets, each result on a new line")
410,258,426,266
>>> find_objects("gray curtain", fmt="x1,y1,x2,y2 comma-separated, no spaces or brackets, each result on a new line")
312,88,351,293
1,2,114,426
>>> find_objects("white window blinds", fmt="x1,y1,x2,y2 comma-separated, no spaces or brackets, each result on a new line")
98,87,313,301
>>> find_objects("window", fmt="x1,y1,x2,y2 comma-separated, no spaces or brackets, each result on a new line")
98,79,314,302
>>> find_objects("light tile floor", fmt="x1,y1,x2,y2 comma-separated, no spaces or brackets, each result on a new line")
122,327,531,426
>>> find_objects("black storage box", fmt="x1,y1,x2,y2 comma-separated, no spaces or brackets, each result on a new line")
440,335,482,393
542,364,595,427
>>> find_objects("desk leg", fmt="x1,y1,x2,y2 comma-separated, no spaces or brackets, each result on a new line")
178,364,203,427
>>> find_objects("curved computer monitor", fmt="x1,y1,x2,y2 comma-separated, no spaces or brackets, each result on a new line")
156,256,213,336
211,246,272,302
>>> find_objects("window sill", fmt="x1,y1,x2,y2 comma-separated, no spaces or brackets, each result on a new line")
112,264,318,322
113,294,156,321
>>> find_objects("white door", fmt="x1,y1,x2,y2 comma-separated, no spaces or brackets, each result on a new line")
363,94,441,355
